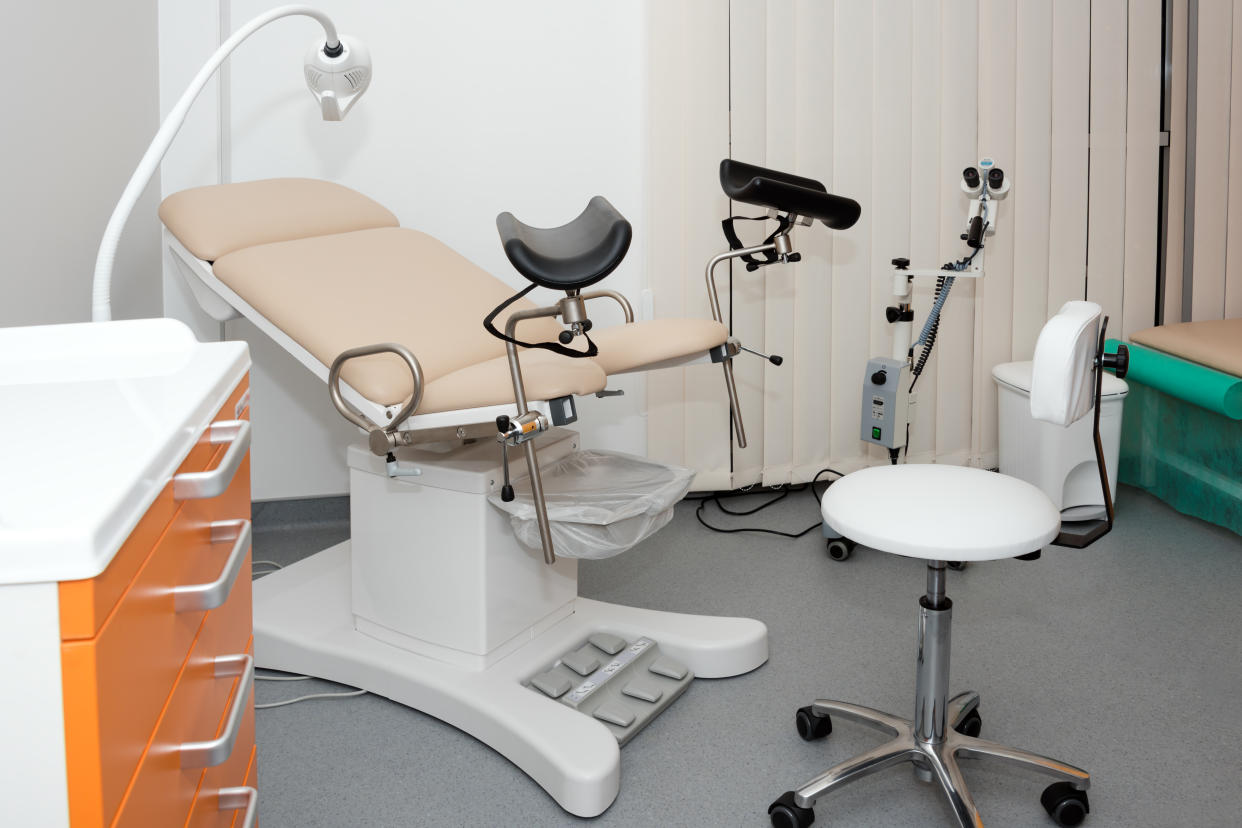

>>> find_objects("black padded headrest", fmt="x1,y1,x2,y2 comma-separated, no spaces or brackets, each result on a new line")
496,196,632,291
720,159,861,230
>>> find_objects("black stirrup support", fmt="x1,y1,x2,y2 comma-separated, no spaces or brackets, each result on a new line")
496,196,633,291
720,159,861,230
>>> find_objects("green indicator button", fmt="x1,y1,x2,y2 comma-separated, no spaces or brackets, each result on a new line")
872,427,882,440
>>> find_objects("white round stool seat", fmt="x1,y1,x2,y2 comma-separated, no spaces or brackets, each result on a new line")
821,465,1061,561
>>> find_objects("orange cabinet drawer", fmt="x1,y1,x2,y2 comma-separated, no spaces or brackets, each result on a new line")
59,377,250,641
61,456,252,828
111,612,255,828
187,743,259,828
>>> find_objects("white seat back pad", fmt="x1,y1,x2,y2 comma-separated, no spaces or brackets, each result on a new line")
1030,300,1103,428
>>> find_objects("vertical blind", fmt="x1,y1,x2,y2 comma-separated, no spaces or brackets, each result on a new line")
1170,0,1242,323
646,0,1164,488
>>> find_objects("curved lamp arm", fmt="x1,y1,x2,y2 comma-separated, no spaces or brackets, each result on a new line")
91,5,344,322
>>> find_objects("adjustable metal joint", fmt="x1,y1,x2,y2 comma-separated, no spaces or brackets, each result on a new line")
496,411,550,447
557,292,590,326
709,337,743,363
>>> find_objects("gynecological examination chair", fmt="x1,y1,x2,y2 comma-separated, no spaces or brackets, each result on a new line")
147,160,860,816
769,302,1129,828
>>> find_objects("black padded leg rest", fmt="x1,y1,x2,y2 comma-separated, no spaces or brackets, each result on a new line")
496,196,632,290
720,159,861,230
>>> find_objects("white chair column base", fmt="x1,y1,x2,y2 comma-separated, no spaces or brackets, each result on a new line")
253,542,768,818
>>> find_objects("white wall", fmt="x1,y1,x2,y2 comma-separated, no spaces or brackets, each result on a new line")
3,1,162,327
159,1,650,499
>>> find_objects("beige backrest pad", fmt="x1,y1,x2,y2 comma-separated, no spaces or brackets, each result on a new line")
212,227,562,406
159,178,400,261
1130,318,1242,377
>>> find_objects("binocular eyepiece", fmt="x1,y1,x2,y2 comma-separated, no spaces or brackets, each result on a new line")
962,163,1006,196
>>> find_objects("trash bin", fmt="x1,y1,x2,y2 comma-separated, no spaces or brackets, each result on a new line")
993,360,1128,521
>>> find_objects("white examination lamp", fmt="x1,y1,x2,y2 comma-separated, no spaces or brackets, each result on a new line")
91,4,372,322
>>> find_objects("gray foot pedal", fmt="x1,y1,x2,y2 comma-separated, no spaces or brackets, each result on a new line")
530,671,573,699
561,646,601,677
649,655,689,681
523,635,694,746
588,632,627,655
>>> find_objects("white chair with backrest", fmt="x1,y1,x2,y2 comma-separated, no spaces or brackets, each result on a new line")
768,301,1129,828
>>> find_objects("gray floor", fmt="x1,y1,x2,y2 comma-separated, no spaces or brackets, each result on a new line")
250,485,1242,827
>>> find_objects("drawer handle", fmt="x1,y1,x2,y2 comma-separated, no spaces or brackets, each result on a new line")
174,519,252,612
174,419,251,500
218,786,258,828
180,653,254,768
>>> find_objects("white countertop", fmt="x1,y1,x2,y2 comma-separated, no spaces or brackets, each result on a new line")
0,319,249,584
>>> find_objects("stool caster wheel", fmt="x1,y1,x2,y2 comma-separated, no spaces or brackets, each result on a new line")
769,791,815,828
1041,782,1090,827
953,708,982,738
948,560,968,571
826,538,854,561
795,706,832,741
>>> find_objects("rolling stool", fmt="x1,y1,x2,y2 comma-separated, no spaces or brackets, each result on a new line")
770,299,1123,827
769,465,1092,828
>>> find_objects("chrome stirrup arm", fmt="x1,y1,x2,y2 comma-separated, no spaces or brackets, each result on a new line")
503,305,564,565
703,239,788,449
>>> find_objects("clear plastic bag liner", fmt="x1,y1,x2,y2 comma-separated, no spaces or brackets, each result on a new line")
487,449,696,559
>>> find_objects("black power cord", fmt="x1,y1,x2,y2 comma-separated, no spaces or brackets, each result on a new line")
693,468,844,538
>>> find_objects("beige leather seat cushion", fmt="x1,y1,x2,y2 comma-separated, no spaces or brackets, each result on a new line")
588,318,728,374
1131,318,1242,377
159,178,399,261
212,226,604,410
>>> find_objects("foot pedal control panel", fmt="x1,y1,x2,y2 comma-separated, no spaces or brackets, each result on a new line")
525,633,693,745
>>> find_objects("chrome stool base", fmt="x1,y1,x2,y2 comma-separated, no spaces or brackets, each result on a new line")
781,693,1089,827
771,563,1091,828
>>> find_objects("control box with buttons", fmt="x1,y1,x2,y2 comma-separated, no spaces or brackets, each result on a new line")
859,357,913,450
524,632,693,746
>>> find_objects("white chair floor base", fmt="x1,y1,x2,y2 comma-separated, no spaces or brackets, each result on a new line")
776,693,1091,828
253,542,768,817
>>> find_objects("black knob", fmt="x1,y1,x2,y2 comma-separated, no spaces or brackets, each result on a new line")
558,330,574,345
769,354,784,366
581,319,593,332
495,415,510,433
501,484,515,502
1102,343,1129,379
987,167,1005,189
871,370,887,386
966,215,985,249
886,306,901,324
962,167,980,189
891,257,910,269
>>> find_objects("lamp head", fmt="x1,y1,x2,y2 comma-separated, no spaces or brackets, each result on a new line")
304,35,371,120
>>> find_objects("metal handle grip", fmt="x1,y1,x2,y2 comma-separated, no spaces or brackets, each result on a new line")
579,289,635,323
218,787,258,828
174,420,251,500
174,520,251,612
180,653,254,768
328,342,424,433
